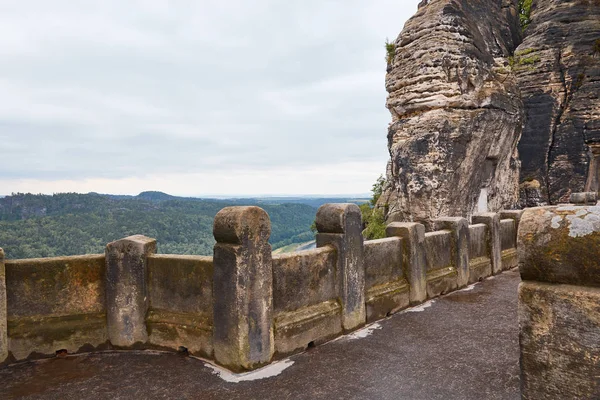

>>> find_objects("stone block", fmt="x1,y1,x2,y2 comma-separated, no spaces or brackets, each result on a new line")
105,235,156,347
433,217,470,288
570,192,598,205
316,204,366,332
472,213,502,274
499,210,524,243
0,248,6,363
364,237,409,322
386,222,427,304
518,205,600,287
520,281,600,399
213,206,273,372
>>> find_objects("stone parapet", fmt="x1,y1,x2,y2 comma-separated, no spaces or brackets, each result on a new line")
518,205,600,399
0,206,520,372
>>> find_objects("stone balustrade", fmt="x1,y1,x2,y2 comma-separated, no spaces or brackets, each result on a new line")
0,204,521,371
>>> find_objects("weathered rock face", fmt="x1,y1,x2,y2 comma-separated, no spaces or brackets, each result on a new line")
380,0,524,227
516,0,600,206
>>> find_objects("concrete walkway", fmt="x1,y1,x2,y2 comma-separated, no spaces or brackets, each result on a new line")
0,269,521,400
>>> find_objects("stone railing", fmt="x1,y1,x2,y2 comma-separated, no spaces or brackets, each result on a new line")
0,204,522,372
518,203,600,399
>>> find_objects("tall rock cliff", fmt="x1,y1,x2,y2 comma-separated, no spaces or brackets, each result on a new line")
516,0,600,206
379,0,524,226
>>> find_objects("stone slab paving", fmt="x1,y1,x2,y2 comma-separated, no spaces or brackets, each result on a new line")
0,270,521,400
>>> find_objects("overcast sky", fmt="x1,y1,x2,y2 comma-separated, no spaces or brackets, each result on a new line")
0,0,418,196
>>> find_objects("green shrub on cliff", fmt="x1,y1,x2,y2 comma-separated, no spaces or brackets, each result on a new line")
385,38,396,65
518,0,533,30
360,175,387,240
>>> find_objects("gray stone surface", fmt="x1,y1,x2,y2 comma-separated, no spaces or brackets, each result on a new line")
212,206,274,372
363,237,408,322
570,192,598,205
473,213,502,274
0,270,521,400
316,204,365,332
386,222,427,304
0,248,6,363
433,217,470,288
516,1,600,206
520,281,600,400
105,235,156,348
518,205,600,287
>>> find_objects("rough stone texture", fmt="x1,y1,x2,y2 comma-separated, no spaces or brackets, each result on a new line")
468,224,493,283
363,237,409,322
516,0,600,206
519,281,600,400
518,205,600,287
433,217,470,288
379,0,523,226
271,247,341,356
105,235,155,348
386,222,427,304
473,213,503,274
5,255,107,361
500,219,519,270
0,248,6,363
570,191,598,205
423,231,457,297
519,204,600,398
316,204,366,332
146,254,214,358
212,206,273,372
0,270,521,400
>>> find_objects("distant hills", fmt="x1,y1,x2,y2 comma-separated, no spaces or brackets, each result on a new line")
0,192,367,259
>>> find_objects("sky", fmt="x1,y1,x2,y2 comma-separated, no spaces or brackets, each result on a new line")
0,0,419,196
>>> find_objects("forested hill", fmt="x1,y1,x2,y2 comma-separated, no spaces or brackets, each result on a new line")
0,192,318,259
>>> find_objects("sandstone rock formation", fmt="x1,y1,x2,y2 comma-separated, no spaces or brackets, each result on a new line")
516,0,600,206
379,0,524,227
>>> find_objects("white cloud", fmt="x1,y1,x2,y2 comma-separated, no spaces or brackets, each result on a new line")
0,0,419,195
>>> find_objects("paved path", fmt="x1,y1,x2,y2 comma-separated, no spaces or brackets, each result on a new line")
0,270,521,400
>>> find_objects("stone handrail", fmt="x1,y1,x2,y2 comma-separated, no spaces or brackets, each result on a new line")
0,204,522,371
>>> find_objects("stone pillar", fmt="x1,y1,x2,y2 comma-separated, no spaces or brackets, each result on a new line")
472,213,502,274
213,206,273,372
433,217,470,288
105,235,156,347
316,204,366,332
500,210,524,245
518,205,600,399
386,222,427,304
0,248,6,363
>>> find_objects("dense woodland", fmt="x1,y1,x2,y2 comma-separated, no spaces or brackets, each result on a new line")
0,192,319,259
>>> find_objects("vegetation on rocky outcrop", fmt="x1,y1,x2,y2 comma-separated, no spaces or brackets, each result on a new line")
360,175,387,240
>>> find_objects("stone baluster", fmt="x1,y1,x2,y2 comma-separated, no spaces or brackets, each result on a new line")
105,235,156,347
316,204,366,332
472,213,502,274
212,206,274,372
386,222,427,304
433,217,470,288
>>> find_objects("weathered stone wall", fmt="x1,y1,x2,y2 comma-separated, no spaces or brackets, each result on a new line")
146,254,213,358
4,255,108,361
518,204,600,399
516,0,600,206
0,205,521,371
379,0,523,226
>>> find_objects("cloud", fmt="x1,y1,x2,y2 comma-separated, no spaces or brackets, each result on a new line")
0,0,419,195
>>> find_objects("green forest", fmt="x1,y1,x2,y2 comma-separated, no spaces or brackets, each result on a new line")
0,192,317,259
